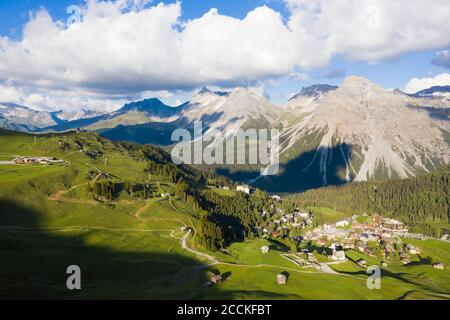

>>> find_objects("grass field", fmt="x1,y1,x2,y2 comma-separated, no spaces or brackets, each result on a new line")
0,129,449,300
307,206,350,224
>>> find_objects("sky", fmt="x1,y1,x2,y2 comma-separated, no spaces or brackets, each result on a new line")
0,0,450,112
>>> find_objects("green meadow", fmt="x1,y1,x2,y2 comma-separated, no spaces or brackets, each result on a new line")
0,129,449,300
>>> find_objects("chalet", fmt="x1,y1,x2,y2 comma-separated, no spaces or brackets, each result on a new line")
382,218,408,233
331,248,346,261
276,274,287,285
359,234,369,243
357,259,367,268
271,195,281,201
297,211,309,218
369,233,379,242
222,186,230,190
210,274,223,284
236,185,250,194
336,220,350,228
433,262,445,270
400,253,411,264
358,243,367,253
307,253,317,263
261,246,270,254
405,244,420,254
364,248,374,256
343,242,355,250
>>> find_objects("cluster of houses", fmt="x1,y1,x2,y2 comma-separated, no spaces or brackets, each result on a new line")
305,215,409,250
301,214,446,269
258,209,313,238
13,156,64,165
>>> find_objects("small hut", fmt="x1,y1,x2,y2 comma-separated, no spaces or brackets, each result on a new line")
276,274,287,285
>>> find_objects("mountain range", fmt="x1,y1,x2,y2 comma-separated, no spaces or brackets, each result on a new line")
1,76,449,192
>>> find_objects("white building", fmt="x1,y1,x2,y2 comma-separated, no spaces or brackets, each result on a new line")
276,274,287,284
296,211,309,218
236,185,250,194
261,246,270,254
382,218,408,233
271,195,281,201
332,249,346,261
336,220,350,227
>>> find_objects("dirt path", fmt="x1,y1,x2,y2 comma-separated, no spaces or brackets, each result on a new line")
181,229,217,265
133,201,152,218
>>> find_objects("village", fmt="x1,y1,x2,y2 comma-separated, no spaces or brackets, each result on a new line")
261,205,448,273
224,184,448,283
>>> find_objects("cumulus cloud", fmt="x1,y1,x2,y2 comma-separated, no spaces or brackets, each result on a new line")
286,0,450,63
0,83,129,112
404,73,450,94
0,0,450,110
432,49,450,69
0,2,298,97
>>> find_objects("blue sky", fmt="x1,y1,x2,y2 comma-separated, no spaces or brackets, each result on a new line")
0,0,449,110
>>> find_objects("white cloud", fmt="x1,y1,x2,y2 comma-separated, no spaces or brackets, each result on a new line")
0,2,298,97
0,83,127,112
286,0,450,63
404,73,450,94
1,0,450,111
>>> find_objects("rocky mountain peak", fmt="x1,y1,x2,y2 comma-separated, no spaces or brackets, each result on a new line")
341,76,381,90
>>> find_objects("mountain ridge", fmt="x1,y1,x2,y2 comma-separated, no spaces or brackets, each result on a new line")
1,77,449,191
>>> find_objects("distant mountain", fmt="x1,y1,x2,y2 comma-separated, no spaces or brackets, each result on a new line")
42,98,183,133
0,103,57,132
412,85,450,99
51,109,104,122
288,84,338,101
0,103,107,132
100,87,279,145
2,78,449,193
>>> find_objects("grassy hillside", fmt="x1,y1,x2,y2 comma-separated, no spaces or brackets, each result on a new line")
0,129,449,300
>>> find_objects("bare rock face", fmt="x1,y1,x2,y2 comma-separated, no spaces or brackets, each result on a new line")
182,87,279,134
281,76,450,183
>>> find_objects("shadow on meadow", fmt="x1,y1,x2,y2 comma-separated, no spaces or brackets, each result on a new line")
0,199,292,300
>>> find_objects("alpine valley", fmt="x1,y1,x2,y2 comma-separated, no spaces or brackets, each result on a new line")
0,76,449,300
3,76,449,193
